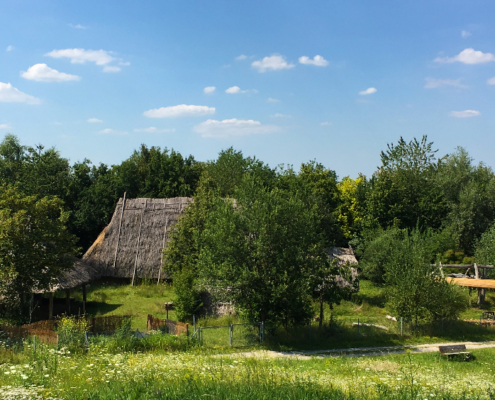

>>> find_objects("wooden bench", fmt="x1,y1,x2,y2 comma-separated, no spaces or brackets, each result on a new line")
439,345,471,359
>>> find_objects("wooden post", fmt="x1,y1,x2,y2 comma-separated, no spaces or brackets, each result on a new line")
132,199,146,286
474,263,479,280
112,192,127,269
158,214,169,285
82,284,87,315
65,289,71,314
48,292,54,320
166,304,169,319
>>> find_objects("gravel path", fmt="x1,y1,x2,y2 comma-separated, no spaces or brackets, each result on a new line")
221,341,495,360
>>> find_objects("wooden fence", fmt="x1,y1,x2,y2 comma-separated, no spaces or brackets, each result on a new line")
0,325,58,345
147,314,189,336
88,315,131,333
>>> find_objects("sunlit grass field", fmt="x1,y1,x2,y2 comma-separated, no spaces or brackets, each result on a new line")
1,340,495,399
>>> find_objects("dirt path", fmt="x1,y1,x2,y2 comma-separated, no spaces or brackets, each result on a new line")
220,341,495,360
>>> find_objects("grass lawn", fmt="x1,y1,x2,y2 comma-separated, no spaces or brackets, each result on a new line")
41,279,495,350
1,340,495,399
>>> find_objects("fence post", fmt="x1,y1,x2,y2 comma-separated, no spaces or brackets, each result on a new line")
229,324,233,347
357,318,360,337
33,336,36,353
260,322,264,343
400,317,403,336
193,315,196,334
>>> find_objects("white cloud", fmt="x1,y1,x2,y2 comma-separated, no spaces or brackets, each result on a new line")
69,24,87,29
320,122,331,126
194,118,280,138
134,127,175,133
143,104,216,118
424,77,466,89
435,48,495,65
204,86,216,94
298,55,329,67
449,110,481,118
270,113,291,118
21,63,81,82
0,124,11,129
88,118,102,123
6,45,13,52
45,48,127,72
252,54,295,73
359,87,377,95
103,65,121,73
0,82,40,104
487,77,495,85
98,128,128,135
235,54,247,61
225,86,248,94
461,30,471,38
267,97,279,103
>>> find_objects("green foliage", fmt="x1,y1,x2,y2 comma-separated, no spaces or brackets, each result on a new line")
173,268,202,322
385,230,467,324
197,174,325,329
0,185,78,320
57,316,89,354
366,136,447,232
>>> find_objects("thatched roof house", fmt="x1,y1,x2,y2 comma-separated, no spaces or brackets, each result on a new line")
83,197,192,281
327,247,359,291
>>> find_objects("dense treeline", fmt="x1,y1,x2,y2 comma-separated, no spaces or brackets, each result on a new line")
0,134,203,251
2,133,495,325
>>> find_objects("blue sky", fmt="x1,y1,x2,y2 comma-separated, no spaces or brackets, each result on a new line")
1,0,494,178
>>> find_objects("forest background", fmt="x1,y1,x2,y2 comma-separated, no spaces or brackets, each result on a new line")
2,133,495,325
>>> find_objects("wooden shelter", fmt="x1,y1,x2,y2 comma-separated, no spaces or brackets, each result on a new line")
44,258,100,319
440,263,494,304
83,196,192,284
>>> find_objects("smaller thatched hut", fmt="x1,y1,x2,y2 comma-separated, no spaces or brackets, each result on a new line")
327,247,359,292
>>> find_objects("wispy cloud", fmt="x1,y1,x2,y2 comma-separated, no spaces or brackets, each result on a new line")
88,118,102,123
204,86,216,94
225,86,252,94
461,30,471,38
450,110,480,118
359,87,377,95
435,48,495,64
487,77,495,85
194,118,280,138
134,127,175,133
0,82,40,104
235,54,247,61
6,45,13,52
21,63,81,82
45,48,128,72
144,104,215,118
98,128,128,135
69,24,87,29
424,77,467,89
252,54,295,73
0,124,11,129
320,122,331,126
270,113,291,118
299,55,329,67
267,98,280,103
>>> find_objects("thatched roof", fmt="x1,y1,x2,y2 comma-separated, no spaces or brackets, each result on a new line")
52,258,101,291
327,247,359,290
83,197,192,279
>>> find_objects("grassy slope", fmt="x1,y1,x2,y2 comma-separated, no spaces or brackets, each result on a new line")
46,279,495,349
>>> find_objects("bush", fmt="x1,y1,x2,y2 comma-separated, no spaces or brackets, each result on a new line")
57,316,89,354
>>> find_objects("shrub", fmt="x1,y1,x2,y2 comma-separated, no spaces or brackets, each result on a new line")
57,316,89,354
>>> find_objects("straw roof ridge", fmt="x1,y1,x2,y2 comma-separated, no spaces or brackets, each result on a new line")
83,197,193,280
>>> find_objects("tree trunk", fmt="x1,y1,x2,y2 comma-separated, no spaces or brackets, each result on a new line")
319,296,324,329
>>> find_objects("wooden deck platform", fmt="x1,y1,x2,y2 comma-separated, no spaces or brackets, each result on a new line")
446,277,495,289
